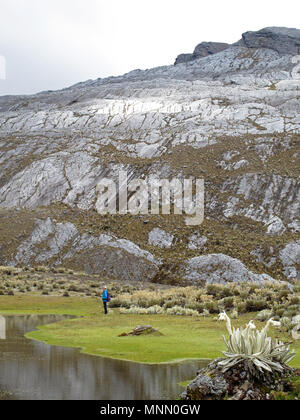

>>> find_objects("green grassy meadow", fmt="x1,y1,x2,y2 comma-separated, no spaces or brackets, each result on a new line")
0,295,299,366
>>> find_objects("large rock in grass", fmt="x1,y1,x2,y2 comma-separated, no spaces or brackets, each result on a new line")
118,325,162,337
148,228,174,249
183,370,228,400
181,358,286,400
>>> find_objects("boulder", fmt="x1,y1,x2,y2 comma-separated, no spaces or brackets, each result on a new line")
148,228,174,249
187,234,208,250
183,372,228,400
118,325,162,337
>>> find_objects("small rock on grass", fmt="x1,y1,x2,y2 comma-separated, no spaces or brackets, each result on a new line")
118,325,163,337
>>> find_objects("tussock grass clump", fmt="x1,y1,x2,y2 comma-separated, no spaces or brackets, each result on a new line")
120,305,164,315
120,306,148,315
256,309,272,322
246,299,268,312
205,300,219,314
0,266,19,276
166,306,199,316
219,296,235,309
120,304,199,316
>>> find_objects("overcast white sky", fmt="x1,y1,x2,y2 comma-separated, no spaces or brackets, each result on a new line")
0,0,300,96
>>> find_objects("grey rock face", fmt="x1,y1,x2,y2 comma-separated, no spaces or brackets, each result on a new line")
175,42,229,65
183,254,277,285
279,240,300,279
175,26,300,67
235,27,300,55
14,218,78,264
0,151,101,210
193,42,230,58
222,174,300,233
12,218,160,282
174,53,194,65
266,216,286,235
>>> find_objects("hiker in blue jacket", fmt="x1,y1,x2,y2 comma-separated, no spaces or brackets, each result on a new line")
102,286,109,315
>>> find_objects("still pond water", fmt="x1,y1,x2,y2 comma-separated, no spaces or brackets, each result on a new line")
0,315,208,400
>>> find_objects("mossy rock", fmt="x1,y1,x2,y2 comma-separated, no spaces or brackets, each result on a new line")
118,325,163,337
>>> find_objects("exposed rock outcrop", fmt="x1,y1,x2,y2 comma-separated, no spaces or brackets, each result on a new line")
183,254,277,286
175,27,300,66
221,174,300,232
175,42,229,65
235,27,300,56
279,240,300,280
193,42,230,58
174,53,194,65
11,218,160,282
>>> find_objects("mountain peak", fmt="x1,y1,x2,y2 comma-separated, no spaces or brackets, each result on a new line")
175,26,300,65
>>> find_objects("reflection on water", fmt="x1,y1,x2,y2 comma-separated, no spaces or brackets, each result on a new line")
0,315,208,400
0,316,5,340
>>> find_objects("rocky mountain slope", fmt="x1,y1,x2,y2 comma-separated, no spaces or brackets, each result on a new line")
0,27,299,286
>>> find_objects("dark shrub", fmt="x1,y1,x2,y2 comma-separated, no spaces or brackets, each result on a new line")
222,296,234,309
205,301,219,314
246,299,268,312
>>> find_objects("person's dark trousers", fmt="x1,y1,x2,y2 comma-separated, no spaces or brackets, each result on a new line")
103,301,108,314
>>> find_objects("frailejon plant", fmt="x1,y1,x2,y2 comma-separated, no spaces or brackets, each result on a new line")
217,312,295,376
